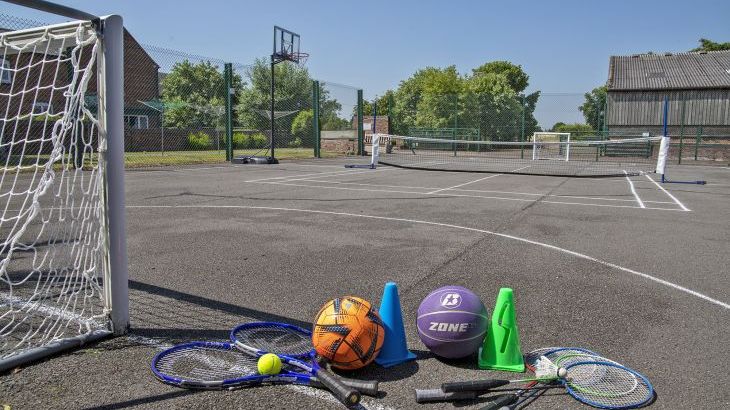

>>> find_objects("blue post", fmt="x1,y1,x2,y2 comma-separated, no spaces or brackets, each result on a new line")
662,96,668,182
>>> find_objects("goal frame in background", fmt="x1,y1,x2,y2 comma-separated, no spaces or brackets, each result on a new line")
0,0,127,372
532,132,571,161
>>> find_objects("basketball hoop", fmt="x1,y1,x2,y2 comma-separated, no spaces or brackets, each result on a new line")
291,52,309,66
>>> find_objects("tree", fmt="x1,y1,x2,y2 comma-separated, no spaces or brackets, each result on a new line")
691,38,730,52
579,86,607,131
161,60,243,128
373,61,540,142
388,66,463,133
464,64,539,141
362,91,395,116
237,58,312,135
551,122,594,138
471,61,529,94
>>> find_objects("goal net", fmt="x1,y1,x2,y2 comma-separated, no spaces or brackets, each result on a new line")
0,17,127,371
532,132,571,161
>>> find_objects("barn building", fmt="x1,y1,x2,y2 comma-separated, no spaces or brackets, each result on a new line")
606,50,730,137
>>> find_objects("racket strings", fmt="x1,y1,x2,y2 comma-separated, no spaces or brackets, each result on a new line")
233,324,312,357
565,364,652,407
524,348,652,408
155,345,257,382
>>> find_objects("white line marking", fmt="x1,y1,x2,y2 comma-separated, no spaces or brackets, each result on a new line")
645,174,691,212
279,167,396,183
254,180,685,212
246,168,369,183
427,174,502,194
624,171,645,209
128,204,729,310
290,178,675,204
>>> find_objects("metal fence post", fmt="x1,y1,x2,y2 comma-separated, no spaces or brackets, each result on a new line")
312,80,320,158
678,97,686,164
224,63,233,162
357,89,364,156
520,95,526,159
695,126,702,161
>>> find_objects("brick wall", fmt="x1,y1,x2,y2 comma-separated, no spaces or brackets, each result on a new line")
321,138,357,154
354,115,390,135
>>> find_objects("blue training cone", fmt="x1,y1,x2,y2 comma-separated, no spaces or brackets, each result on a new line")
375,282,417,367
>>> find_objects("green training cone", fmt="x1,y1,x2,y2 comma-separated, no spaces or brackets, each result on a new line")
478,287,525,372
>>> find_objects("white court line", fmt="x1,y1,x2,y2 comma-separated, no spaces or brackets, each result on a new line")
128,204,729,310
645,174,691,212
624,171,645,209
246,167,388,183
283,178,675,204
427,174,502,194
253,180,686,212
278,167,397,183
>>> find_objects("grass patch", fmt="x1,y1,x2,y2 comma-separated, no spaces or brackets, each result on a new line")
2,148,341,170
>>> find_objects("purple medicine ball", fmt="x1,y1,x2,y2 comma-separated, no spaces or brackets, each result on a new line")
416,286,488,359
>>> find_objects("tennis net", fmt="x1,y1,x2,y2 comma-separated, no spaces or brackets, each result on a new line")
374,134,663,177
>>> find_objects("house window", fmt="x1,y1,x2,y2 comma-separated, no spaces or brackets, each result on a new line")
124,115,149,129
32,102,52,114
1,58,11,85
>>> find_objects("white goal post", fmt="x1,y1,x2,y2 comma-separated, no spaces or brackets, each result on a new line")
0,3,127,372
532,132,571,161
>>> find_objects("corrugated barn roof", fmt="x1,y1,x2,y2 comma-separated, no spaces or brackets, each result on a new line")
607,50,730,91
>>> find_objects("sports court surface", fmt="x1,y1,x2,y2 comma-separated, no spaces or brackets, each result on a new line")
1,159,727,409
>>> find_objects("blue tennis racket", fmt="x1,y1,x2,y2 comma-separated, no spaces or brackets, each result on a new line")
151,340,378,396
230,321,364,406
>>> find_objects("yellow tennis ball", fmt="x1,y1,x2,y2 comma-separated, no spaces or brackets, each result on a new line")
257,353,282,375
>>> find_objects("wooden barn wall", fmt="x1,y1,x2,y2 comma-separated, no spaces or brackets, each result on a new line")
607,90,730,127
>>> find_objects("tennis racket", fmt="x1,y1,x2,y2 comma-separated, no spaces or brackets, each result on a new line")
230,321,363,406
443,358,653,409
414,347,573,404
481,347,629,410
151,341,378,395
479,347,562,410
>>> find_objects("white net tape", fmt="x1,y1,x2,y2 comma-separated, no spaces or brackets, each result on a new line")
0,21,110,361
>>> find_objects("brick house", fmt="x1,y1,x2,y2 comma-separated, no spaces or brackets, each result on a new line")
0,24,159,144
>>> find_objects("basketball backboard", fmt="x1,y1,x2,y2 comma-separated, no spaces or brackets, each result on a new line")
273,26,304,64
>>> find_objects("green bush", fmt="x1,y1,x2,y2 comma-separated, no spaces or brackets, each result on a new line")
247,133,268,149
232,132,247,149
291,110,313,139
187,132,212,150
232,132,268,149
287,137,303,148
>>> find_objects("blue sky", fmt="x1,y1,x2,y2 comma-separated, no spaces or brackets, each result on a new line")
4,0,729,127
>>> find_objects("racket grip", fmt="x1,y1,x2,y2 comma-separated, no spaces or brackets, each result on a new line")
339,378,379,397
442,379,510,393
414,388,477,403
480,394,518,410
317,370,361,405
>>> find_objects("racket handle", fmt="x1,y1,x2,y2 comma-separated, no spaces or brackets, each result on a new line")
415,388,477,403
338,378,379,397
442,379,510,393
317,370,361,405
480,394,518,410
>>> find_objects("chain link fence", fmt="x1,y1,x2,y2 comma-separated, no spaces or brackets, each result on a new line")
1,12,364,168
373,91,729,166
316,81,361,157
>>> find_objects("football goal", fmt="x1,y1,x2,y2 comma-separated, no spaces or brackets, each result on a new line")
0,2,127,372
532,132,571,161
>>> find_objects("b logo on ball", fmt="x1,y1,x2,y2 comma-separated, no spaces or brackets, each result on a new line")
417,286,489,359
